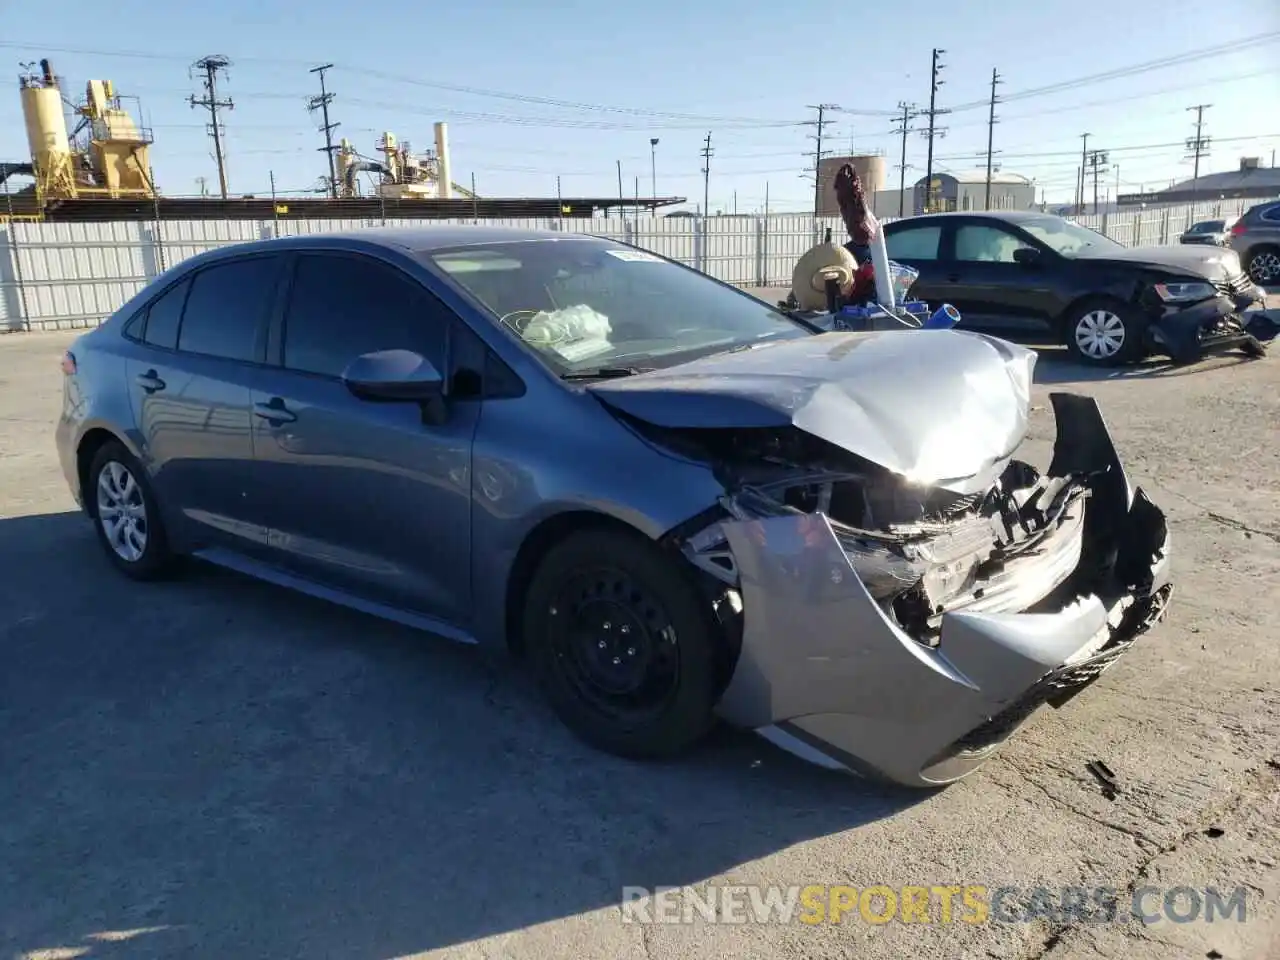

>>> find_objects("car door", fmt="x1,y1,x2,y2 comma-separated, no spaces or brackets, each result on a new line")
938,222,1057,333
249,250,479,627
883,221,947,304
124,253,283,549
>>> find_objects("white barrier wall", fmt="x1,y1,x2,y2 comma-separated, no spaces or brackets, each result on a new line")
0,199,1267,332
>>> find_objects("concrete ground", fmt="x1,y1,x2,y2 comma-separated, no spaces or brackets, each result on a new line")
1,324,1278,960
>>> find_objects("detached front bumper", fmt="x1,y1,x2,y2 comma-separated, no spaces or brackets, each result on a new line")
1149,288,1269,363
704,394,1173,787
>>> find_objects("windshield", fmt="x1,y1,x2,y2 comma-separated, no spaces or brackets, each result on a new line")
1190,220,1225,233
428,238,809,374
1018,216,1123,258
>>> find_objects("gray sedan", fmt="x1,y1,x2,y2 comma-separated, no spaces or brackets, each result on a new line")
55,227,1173,787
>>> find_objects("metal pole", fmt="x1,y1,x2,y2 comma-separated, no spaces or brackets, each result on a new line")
813,104,825,218
649,138,658,207
616,160,623,214
634,175,639,217
984,68,1001,211
471,172,478,223
269,169,279,237
1078,133,1090,214
2,178,32,331
897,102,911,218
700,132,713,218
309,64,340,200
557,176,564,226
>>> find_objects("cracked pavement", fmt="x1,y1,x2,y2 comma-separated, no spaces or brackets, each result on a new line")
0,323,1277,960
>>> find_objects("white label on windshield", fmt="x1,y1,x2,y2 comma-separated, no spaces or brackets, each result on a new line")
605,249,663,263
554,338,614,363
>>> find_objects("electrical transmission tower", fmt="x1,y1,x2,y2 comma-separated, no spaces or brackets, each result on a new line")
804,104,839,217
984,68,1003,210
308,64,340,200
892,102,918,217
188,56,233,199
1186,104,1212,200
699,132,714,216
921,48,950,213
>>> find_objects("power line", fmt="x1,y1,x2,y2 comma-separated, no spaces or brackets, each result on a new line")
984,68,1002,210
307,63,340,200
187,55,233,199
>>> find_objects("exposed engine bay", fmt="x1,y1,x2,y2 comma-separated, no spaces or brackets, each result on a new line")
669,425,1091,645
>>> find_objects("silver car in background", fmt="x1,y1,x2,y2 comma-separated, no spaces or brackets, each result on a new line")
55,227,1173,787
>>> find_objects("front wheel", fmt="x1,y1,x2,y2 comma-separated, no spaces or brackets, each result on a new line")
1064,298,1146,366
1245,247,1280,286
523,527,721,760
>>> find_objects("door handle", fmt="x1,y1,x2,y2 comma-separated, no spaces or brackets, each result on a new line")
254,398,297,425
945,274,962,283
135,370,166,393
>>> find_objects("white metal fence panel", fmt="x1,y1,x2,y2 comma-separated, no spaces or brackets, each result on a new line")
2,198,1273,332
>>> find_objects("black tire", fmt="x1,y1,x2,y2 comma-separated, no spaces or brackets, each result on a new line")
1063,297,1147,366
523,527,720,759
87,441,176,580
1245,246,1280,287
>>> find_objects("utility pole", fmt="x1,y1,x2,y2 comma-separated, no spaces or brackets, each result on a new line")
1186,104,1212,203
1086,149,1110,214
922,49,949,213
1077,133,1090,214
893,102,916,217
307,64,340,200
616,159,623,213
984,68,1002,210
188,55,233,200
649,138,659,206
805,104,838,217
699,132,714,217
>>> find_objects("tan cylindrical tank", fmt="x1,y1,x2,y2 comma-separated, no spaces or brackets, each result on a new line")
434,122,452,199
22,85,71,168
848,154,887,193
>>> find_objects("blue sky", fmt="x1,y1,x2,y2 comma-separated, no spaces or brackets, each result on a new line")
2,0,1277,211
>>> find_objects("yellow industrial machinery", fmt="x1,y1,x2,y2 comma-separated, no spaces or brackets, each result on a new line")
336,122,472,200
18,58,155,201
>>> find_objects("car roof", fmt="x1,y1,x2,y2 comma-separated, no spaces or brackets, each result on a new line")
176,225,613,270
885,210,1054,227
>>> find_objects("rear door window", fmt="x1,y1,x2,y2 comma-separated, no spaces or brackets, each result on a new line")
280,253,448,379
885,225,943,261
177,256,282,362
140,278,190,351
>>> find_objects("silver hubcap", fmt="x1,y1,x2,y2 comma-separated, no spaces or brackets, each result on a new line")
1249,252,1280,284
96,460,148,562
1075,309,1126,360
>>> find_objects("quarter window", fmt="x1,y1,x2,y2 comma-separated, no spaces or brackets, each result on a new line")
281,254,448,379
140,277,190,351
885,225,942,261
177,257,280,361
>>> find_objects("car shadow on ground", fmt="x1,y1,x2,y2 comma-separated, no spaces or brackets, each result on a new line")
0,511,928,959
1031,345,1267,385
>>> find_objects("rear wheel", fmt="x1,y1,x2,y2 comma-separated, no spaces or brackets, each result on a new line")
1064,297,1146,366
88,441,176,580
523,527,720,759
1245,246,1280,286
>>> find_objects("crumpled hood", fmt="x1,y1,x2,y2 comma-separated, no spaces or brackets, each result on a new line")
1076,243,1243,281
589,330,1037,492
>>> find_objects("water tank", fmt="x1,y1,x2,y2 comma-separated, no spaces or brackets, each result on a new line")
816,154,888,217
434,122,452,199
21,84,71,171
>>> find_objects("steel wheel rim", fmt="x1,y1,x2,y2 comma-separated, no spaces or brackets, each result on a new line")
96,460,148,562
1074,309,1126,359
1249,252,1280,284
546,566,680,724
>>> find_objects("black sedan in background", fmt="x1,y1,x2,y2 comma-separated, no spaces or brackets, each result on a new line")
882,211,1267,366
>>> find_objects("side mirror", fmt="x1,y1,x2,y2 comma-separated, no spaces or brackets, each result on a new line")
1013,247,1042,266
342,349,445,402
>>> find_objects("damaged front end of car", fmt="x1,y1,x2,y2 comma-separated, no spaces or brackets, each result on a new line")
591,332,1172,787
671,396,1171,787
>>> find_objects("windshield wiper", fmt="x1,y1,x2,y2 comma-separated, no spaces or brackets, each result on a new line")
560,365,651,381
